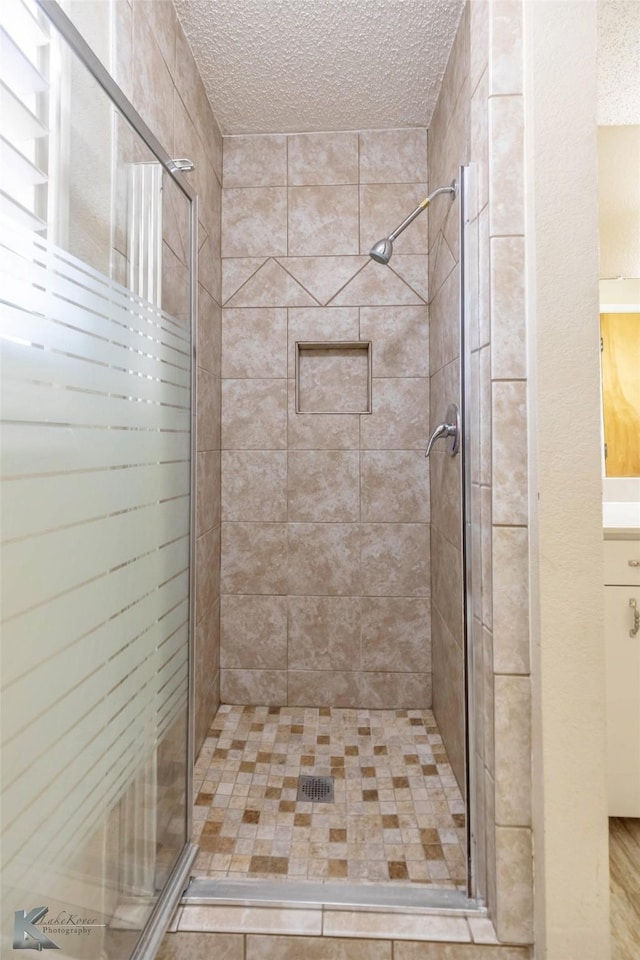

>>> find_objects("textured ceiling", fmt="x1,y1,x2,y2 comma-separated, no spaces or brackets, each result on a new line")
173,0,465,135
598,0,640,124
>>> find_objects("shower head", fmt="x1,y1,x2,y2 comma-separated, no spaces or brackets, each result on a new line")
369,237,394,265
369,180,457,264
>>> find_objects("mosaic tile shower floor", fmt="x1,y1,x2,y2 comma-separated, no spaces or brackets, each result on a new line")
192,705,467,888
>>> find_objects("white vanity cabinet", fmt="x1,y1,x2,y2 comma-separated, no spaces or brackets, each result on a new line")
605,536,640,816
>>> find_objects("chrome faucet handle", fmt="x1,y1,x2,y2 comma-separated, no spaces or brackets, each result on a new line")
424,403,460,458
425,422,453,457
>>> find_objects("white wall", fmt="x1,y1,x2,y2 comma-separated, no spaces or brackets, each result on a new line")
598,125,640,279
524,2,611,958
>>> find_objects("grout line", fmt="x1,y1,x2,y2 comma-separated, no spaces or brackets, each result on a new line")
286,135,289,256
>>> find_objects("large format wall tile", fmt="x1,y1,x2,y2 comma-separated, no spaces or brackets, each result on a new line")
361,451,430,523
199,287,221,377
489,0,524,96
197,369,220,452
359,129,428,184
361,597,431,672
221,669,287,706
360,306,429,377
288,670,360,708
222,379,287,449
491,380,527,525
196,526,220,625
288,132,359,185
288,597,360,671
429,448,462,550
220,522,287,595
360,671,432,709
197,450,221,537
223,135,287,187
222,308,287,378
361,379,429,450
288,186,360,256
361,523,430,597
492,526,530,674
288,450,360,522
488,95,524,238
221,451,287,521
431,605,466,794
494,676,532,826
431,527,463,643
495,827,534,944
288,524,361,597
222,188,287,258
360,183,429,255
490,236,526,379
221,595,287,670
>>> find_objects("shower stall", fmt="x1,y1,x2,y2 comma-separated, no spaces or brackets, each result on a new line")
190,128,482,909
1,1,494,955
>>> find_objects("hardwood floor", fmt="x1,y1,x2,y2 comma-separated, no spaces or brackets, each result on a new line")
610,817,640,959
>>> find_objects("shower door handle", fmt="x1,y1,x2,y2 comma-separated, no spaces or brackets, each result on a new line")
425,403,460,457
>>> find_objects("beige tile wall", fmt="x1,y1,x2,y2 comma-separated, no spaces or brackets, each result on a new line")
427,0,469,800
220,129,433,709
114,0,223,754
428,0,532,946
476,0,532,945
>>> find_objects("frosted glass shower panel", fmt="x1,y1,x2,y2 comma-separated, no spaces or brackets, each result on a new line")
0,9,193,956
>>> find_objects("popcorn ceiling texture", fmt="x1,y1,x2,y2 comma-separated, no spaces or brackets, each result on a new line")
597,0,640,124
173,0,465,134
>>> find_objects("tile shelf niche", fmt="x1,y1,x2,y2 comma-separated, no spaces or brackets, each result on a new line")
295,340,372,415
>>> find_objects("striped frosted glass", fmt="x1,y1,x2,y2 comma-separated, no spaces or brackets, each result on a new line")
0,222,192,887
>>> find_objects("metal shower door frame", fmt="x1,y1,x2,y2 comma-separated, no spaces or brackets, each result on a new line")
35,4,199,957
459,162,481,904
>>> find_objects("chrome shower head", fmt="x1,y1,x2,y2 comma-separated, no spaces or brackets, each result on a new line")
369,237,394,265
369,179,457,264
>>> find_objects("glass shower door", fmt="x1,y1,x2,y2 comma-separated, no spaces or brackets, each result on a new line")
0,2,196,957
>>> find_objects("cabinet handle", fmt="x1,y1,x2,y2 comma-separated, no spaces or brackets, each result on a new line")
630,598,640,638
629,560,640,567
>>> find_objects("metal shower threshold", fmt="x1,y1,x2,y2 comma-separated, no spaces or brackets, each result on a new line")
182,877,483,915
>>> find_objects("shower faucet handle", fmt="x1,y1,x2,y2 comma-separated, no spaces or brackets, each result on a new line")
424,403,460,458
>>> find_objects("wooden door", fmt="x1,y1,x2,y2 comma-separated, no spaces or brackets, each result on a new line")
601,312,640,477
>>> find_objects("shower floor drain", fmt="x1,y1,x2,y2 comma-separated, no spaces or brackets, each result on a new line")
296,775,334,803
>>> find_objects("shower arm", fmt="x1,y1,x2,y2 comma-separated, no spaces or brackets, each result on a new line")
387,181,457,243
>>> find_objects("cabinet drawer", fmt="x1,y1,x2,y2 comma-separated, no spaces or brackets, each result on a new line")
604,540,640,585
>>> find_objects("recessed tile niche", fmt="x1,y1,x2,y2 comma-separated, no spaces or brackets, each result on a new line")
295,341,372,414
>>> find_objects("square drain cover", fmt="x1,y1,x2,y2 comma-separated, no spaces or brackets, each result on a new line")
296,775,334,803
